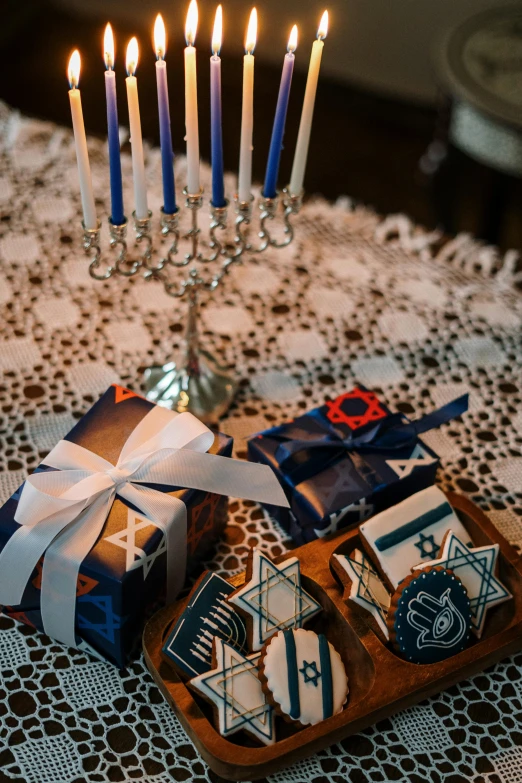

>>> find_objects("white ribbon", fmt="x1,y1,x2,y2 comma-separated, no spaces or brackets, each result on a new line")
0,406,288,649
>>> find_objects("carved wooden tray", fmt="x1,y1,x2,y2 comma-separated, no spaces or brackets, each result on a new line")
143,493,522,781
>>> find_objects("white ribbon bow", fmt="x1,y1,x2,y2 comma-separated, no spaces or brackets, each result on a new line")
0,406,288,649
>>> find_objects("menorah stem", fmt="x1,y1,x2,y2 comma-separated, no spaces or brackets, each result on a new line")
184,289,200,373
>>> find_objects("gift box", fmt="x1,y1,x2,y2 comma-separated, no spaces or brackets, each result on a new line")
0,384,287,666
248,386,468,546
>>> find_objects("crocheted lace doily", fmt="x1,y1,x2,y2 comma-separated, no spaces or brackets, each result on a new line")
0,102,521,783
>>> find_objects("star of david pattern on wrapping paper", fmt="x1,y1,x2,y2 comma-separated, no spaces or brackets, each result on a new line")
228,549,322,650
76,595,126,644
414,533,440,559
325,388,387,429
386,443,437,478
314,497,374,539
189,639,275,745
186,492,221,556
333,550,390,639
299,660,322,687
312,460,368,511
104,508,166,580
414,532,512,637
32,557,99,596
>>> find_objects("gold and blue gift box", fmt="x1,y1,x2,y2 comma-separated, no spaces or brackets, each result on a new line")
0,385,231,667
248,386,467,545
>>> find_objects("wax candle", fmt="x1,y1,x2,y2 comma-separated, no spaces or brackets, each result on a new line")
238,8,257,204
289,11,328,196
154,14,177,215
210,5,225,207
184,0,200,195
263,25,297,199
103,24,125,226
125,37,149,220
67,50,97,230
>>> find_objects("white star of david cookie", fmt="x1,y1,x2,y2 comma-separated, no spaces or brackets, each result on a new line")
332,550,391,640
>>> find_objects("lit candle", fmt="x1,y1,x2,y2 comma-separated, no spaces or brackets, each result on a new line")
263,25,298,199
154,14,177,215
125,37,149,220
103,24,125,226
238,8,257,204
210,5,225,207
67,50,97,230
289,11,328,196
184,0,200,195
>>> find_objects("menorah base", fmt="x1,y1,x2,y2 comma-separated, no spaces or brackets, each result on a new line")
143,351,238,424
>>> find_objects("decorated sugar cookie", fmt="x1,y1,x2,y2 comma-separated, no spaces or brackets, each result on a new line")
388,566,472,664
331,550,391,641
189,638,276,745
412,531,512,638
359,486,472,590
227,548,322,651
162,572,247,678
259,628,348,726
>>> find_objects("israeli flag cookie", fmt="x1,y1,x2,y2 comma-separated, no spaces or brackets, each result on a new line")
259,628,349,726
227,547,322,651
331,550,391,641
412,531,512,638
387,566,472,664
188,638,276,745
359,486,473,590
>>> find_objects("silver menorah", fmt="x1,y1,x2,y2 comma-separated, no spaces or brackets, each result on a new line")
81,186,302,422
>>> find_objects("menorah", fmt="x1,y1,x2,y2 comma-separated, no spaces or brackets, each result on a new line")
82,186,303,422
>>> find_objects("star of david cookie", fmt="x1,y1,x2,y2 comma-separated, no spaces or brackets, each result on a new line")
188,637,276,745
412,531,512,638
259,628,349,726
162,571,247,679
227,548,322,651
331,550,391,641
387,566,472,664
359,486,473,591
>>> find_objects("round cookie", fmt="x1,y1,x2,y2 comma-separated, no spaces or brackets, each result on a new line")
259,628,349,727
388,566,472,664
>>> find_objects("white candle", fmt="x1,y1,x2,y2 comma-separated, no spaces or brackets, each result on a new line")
184,0,200,195
67,50,97,230
238,8,257,204
289,10,328,196
125,37,149,220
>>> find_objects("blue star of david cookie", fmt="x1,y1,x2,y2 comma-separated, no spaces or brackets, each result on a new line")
412,531,512,638
331,550,391,641
388,566,472,664
227,548,322,651
189,638,275,745
162,572,247,678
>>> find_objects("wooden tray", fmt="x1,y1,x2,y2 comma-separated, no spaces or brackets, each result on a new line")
143,493,522,781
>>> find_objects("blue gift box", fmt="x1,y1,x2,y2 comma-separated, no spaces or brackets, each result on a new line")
0,385,231,667
247,386,468,545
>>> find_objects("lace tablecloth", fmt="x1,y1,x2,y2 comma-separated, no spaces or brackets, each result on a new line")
0,101,521,783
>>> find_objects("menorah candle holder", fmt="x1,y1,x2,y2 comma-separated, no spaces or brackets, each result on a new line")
82,186,303,422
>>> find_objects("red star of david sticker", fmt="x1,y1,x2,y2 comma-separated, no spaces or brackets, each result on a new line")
325,388,387,430
187,493,222,555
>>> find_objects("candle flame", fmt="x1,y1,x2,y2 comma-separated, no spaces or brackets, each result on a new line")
154,14,166,58
126,36,139,76
245,8,257,54
67,49,81,88
104,23,115,68
287,24,298,53
212,5,222,55
317,10,328,40
185,0,198,46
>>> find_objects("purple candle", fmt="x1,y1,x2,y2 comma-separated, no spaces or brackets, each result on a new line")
154,14,176,215
210,5,225,208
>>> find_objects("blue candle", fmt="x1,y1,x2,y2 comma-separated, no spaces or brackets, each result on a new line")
210,6,225,207
103,24,125,225
154,14,177,215
263,25,298,199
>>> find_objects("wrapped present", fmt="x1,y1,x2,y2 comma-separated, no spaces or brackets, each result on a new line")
248,386,468,545
0,385,288,666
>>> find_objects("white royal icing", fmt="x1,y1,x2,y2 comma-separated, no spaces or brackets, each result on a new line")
263,628,348,726
333,550,391,639
228,548,322,651
360,486,472,589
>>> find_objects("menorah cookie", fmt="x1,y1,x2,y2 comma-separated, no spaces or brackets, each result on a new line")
331,550,391,641
359,486,473,590
162,571,247,679
227,547,322,651
259,628,349,727
189,638,276,745
387,566,472,664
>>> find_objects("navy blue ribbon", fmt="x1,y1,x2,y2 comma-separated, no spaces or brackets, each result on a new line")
269,394,468,486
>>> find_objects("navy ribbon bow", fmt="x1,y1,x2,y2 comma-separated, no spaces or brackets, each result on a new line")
270,394,469,486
